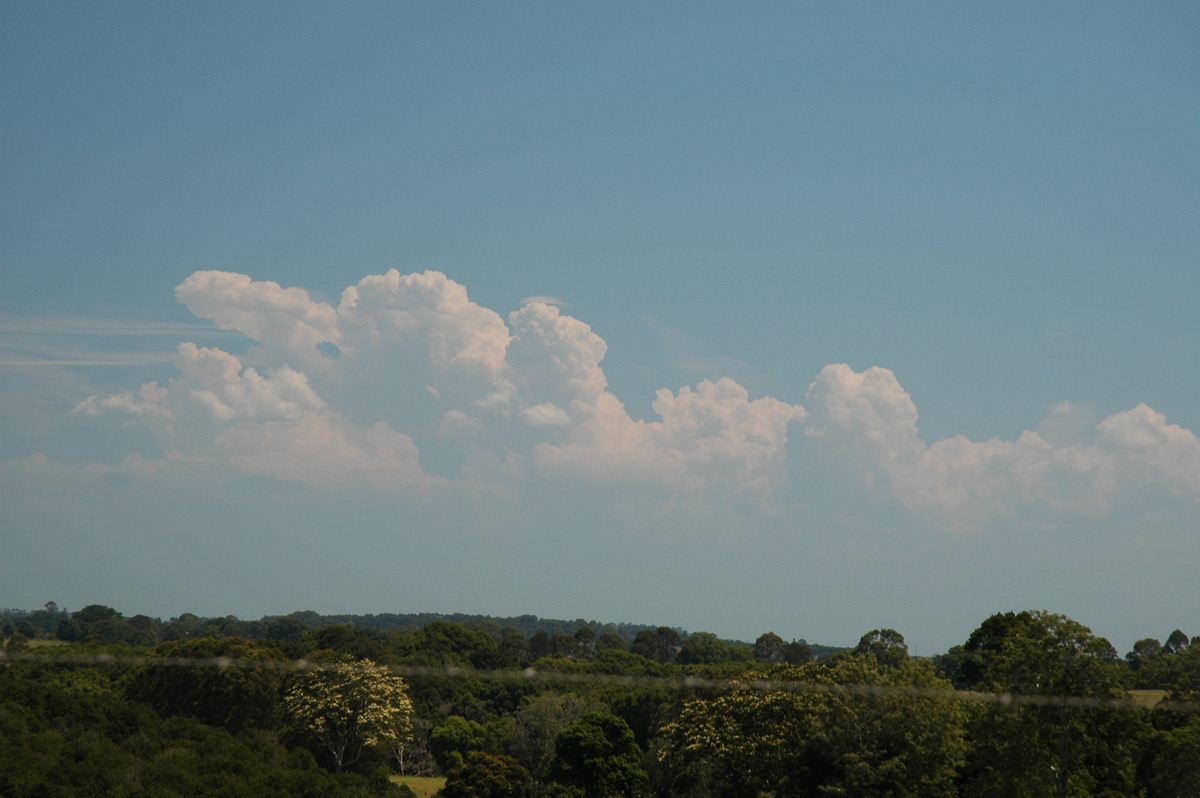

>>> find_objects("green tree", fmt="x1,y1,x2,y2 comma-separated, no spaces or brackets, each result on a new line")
547,712,649,798
1135,634,1200,694
814,656,964,797
657,674,821,796
552,633,581,659
499,631,531,667
1127,637,1164,674
656,659,964,797
1149,717,1200,797
161,612,203,641
755,631,784,663
574,626,597,658
781,640,813,665
285,655,414,773
394,621,499,668
595,631,627,653
306,624,388,662
431,714,492,773
267,615,309,644
507,692,607,778
1164,629,1190,654
852,628,909,668
440,751,534,798
72,604,119,624
125,614,161,646
529,630,553,659
955,610,1143,798
127,637,288,731
56,618,84,641
630,627,679,663
676,632,754,666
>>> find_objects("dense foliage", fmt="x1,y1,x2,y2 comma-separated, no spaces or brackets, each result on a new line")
2,603,1197,796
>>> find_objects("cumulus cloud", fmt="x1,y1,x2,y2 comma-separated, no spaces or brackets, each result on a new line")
507,301,609,411
76,271,1200,523
803,363,1200,529
176,271,338,370
76,381,170,418
337,269,510,378
520,403,571,427
76,342,325,447
79,270,812,499
531,378,806,498
212,413,432,491
172,343,324,422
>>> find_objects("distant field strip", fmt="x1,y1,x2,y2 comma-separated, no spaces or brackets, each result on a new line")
3,649,1196,715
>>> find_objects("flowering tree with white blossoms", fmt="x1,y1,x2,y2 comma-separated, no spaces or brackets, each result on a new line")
284,653,414,773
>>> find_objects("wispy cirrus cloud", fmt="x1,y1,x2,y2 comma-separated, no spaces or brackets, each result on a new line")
0,314,243,367
640,315,764,384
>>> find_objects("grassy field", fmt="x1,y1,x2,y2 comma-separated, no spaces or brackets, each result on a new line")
390,775,446,797
1129,689,1168,708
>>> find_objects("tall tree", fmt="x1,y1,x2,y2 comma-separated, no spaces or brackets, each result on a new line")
755,631,784,663
781,640,814,665
955,610,1143,798
657,659,964,797
1164,629,1190,654
852,629,909,668
547,712,649,797
630,627,679,663
430,715,492,773
507,692,606,779
657,673,821,796
284,655,414,773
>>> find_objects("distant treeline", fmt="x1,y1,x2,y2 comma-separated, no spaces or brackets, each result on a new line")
0,602,844,661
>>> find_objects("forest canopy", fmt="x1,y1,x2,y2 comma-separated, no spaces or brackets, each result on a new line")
2,604,1197,797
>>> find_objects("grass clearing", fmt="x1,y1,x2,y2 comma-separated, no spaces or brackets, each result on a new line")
391,775,445,797
1129,689,1167,708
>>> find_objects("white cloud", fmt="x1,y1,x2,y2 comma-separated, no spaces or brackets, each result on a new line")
338,269,510,378
532,378,806,499
77,343,324,425
212,412,434,491
521,295,571,308
173,343,324,422
439,409,483,437
73,272,1200,524
176,271,338,370
1036,400,1097,447
803,363,1200,530
520,403,571,427
507,301,608,411
76,381,170,418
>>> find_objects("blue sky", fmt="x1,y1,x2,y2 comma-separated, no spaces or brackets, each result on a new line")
2,1,1198,655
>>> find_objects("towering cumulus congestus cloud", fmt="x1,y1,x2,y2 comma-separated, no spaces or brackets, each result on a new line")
76,270,1199,523
507,301,806,498
79,269,807,499
805,363,1200,529
176,271,338,372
